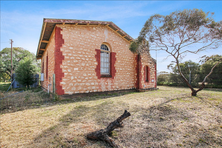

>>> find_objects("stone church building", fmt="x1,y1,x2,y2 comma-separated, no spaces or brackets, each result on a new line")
36,18,157,95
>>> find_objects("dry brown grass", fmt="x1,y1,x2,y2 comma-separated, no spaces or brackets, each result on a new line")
0,86,222,148
0,89,53,111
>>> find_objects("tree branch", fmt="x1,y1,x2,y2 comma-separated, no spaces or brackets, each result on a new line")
180,41,216,55
87,110,131,147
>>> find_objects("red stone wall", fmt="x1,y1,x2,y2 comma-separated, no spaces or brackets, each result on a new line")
54,26,64,95
139,53,157,89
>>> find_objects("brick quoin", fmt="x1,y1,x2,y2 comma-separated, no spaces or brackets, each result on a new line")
139,59,143,89
110,52,116,79
46,54,48,80
135,55,143,89
95,49,101,79
155,64,157,88
135,55,139,89
55,26,64,95
144,66,146,83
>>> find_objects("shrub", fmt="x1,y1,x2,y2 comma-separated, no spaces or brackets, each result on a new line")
15,57,37,89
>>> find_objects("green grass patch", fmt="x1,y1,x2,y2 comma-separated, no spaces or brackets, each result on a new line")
0,82,11,92
208,98,222,102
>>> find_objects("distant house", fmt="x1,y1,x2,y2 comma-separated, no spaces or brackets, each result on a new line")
36,18,157,95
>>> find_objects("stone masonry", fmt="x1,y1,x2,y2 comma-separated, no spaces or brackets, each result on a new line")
39,20,157,95
41,34,55,92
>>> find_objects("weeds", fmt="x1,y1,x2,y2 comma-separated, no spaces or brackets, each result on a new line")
0,88,54,112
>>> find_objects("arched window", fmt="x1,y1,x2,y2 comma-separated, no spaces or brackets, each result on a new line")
100,44,110,75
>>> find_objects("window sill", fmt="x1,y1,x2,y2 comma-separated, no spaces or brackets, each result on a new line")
101,75,112,78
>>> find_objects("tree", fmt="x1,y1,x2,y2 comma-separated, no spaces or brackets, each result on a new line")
168,60,201,86
130,9,222,96
200,55,222,86
157,71,170,85
15,57,37,89
0,47,40,81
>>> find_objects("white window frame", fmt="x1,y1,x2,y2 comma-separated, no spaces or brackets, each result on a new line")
100,44,110,75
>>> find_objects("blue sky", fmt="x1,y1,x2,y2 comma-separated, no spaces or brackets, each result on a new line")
1,1,222,72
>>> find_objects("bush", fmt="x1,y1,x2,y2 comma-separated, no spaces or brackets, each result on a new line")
15,57,37,89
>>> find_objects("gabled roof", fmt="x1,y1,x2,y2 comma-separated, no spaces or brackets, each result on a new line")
36,18,134,59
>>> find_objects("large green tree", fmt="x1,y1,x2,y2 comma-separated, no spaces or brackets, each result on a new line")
130,9,222,96
15,57,37,89
0,47,40,81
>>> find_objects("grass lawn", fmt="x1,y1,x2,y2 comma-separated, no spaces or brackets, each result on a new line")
0,86,222,148
0,82,11,92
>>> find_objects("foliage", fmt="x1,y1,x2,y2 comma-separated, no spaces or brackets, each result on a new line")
131,9,222,96
168,60,201,86
0,82,11,92
0,47,41,81
0,57,10,82
157,71,170,85
158,58,222,88
200,55,222,85
0,73,10,82
15,57,37,89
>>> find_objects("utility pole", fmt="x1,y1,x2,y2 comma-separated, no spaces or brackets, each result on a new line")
10,39,13,81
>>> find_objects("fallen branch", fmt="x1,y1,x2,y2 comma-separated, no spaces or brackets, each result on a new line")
86,110,131,147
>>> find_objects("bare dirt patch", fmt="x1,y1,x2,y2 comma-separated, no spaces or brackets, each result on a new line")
0,86,222,147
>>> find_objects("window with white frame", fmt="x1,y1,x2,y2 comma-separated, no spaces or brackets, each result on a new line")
100,44,110,75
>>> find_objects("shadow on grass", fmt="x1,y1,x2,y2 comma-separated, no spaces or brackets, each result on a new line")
29,100,128,147
196,96,222,111
28,94,222,148
0,89,139,114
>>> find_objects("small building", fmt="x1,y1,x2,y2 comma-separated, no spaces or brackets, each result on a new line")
36,18,157,95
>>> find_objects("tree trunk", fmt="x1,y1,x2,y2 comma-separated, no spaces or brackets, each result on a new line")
87,110,131,148
191,90,197,96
